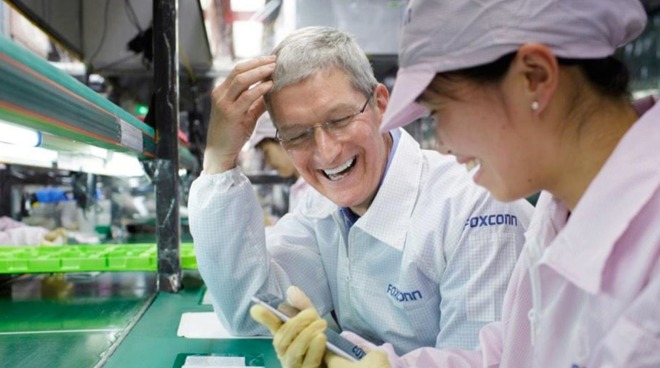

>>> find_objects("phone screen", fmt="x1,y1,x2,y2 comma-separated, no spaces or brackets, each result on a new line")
251,293,366,362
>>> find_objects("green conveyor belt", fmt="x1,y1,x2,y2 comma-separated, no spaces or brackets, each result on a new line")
103,283,281,368
0,272,159,368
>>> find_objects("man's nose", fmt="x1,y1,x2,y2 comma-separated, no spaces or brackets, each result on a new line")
313,126,341,164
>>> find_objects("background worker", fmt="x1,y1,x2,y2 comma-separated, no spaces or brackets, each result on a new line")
247,112,313,211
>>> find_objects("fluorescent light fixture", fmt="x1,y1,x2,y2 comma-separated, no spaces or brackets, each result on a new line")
83,144,108,160
55,151,144,177
0,143,57,168
0,125,144,177
57,152,105,173
103,152,145,177
0,120,41,147
40,133,107,159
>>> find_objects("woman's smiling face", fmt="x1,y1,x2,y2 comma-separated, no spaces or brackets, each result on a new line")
419,74,547,202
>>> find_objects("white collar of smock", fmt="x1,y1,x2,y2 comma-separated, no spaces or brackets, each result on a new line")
303,129,422,251
353,129,422,251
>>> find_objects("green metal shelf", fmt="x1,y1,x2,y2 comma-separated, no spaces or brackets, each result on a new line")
0,35,157,158
0,34,199,168
0,243,197,274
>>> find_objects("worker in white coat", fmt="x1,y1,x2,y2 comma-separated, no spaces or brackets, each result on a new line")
248,112,314,211
263,0,660,367
188,26,533,365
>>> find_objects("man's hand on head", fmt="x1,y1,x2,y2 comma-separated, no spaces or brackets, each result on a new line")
203,55,276,174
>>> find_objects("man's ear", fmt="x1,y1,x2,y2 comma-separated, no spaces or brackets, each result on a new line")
374,83,390,115
512,43,559,112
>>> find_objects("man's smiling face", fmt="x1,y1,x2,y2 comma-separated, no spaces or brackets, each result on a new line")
270,68,390,215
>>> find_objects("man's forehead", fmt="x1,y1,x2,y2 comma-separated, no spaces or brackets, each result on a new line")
271,78,361,123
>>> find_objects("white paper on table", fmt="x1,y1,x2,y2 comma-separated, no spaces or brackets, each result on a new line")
182,355,248,367
177,312,271,339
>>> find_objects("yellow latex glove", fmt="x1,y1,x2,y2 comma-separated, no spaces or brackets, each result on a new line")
250,286,392,368
250,286,328,368
325,350,391,368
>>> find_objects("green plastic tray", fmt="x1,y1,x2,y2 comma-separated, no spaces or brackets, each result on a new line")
0,243,197,273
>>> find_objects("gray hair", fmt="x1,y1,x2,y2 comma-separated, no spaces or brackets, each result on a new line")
264,26,377,124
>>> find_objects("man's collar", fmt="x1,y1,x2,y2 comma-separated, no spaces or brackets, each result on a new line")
352,129,421,251
339,129,402,228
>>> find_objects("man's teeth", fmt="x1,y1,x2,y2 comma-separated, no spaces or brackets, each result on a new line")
465,159,481,172
324,157,355,176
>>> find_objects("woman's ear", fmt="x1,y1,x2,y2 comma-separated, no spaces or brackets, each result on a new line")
512,43,559,113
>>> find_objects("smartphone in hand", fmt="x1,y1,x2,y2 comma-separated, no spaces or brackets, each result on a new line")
251,293,366,362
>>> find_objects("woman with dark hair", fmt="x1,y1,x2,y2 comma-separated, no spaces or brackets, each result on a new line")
265,0,659,367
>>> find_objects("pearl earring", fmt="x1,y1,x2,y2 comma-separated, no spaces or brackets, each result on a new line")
531,101,539,111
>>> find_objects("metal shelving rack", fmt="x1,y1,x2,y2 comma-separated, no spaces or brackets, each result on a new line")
0,35,158,158
0,0,191,293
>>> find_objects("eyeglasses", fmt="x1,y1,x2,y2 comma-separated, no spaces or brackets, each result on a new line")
275,91,373,151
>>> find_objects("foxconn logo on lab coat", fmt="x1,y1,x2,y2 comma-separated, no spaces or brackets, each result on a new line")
464,214,519,228
387,284,423,302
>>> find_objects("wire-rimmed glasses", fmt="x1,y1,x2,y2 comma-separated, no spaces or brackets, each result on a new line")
275,91,374,151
